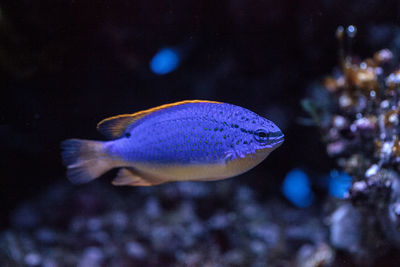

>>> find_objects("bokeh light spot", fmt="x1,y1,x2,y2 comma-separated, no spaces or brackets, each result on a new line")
150,48,180,75
328,170,352,199
282,168,314,208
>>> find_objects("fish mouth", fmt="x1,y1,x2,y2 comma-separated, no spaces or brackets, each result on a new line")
274,134,285,143
266,134,285,148
255,135,284,150
271,136,284,146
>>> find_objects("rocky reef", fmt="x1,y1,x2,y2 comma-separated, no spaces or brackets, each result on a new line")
303,25,400,264
1,181,338,266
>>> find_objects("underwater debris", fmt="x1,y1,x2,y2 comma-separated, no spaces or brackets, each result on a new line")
303,25,400,259
329,204,362,253
296,243,335,267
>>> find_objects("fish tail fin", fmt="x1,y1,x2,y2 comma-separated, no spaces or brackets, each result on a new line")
61,139,112,184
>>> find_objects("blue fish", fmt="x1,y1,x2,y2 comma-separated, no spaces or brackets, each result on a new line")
61,100,284,186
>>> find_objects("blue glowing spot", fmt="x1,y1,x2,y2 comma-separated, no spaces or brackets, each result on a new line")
150,48,180,75
282,169,314,208
328,170,352,199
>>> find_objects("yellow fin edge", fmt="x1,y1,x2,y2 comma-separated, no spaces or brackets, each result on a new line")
97,100,222,139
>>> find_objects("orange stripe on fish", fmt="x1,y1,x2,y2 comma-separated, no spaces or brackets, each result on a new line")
97,100,222,139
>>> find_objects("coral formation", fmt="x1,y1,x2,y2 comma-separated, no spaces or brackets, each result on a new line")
303,25,400,261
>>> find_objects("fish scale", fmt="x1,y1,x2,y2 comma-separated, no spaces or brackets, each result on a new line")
61,100,284,186
115,105,249,163
129,118,226,163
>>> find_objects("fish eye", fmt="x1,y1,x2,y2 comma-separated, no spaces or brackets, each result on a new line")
125,132,131,138
254,129,269,143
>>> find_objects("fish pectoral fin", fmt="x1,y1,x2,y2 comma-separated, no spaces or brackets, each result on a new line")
223,149,242,162
223,149,249,163
112,168,152,186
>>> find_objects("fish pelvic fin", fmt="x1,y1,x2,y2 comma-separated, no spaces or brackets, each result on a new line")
61,139,112,184
112,168,165,186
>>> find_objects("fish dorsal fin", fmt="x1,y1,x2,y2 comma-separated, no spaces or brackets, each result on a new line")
97,114,144,139
97,100,221,139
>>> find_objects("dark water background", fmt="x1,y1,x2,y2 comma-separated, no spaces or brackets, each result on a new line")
1,0,399,240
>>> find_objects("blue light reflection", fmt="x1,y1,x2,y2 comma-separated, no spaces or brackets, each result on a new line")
282,169,314,208
150,48,180,75
328,170,352,199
